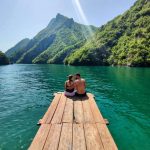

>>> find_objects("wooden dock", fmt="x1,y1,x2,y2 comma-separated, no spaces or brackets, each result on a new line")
29,93,118,150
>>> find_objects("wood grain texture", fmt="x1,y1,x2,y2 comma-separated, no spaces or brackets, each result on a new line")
58,123,72,150
43,124,62,150
74,99,84,123
29,124,51,150
42,93,62,124
82,96,94,123
96,123,118,150
73,124,86,150
62,97,73,123
87,93,105,124
84,123,104,150
29,93,118,150
51,94,67,124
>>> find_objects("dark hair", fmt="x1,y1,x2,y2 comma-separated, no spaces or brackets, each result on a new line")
68,75,73,81
76,73,80,77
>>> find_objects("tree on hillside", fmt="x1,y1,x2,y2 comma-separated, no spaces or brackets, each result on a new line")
0,51,9,65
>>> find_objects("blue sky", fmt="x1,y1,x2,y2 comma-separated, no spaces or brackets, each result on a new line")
0,0,136,52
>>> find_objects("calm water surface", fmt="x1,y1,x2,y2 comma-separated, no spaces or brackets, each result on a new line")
0,64,150,150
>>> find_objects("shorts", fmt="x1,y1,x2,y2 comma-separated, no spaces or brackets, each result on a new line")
64,91,75,97
75,92,86,97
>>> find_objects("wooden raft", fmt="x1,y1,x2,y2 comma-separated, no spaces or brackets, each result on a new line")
29,93,118,150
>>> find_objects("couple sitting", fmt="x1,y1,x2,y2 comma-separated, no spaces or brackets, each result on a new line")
64,73,86,97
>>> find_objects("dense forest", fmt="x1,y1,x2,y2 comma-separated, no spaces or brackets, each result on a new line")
65,0,150,67
5,0,150,67
5,13,97,64
0,51,9,65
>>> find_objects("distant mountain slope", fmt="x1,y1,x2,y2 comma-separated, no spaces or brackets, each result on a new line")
65,0,150,67
0,51,9,65
5,13,97,64
5,38,30,63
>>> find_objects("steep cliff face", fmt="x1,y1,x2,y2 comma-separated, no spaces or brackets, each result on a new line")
6,0,149,67
5,13,97,64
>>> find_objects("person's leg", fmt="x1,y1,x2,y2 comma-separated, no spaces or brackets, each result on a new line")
70,91,75,96
65,91,75,97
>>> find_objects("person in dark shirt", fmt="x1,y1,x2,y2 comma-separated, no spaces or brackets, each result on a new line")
64,75,75,97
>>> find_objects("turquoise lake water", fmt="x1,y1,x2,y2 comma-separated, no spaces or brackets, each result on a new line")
0,64,150,150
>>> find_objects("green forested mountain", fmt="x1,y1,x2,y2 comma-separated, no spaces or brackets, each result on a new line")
6,38,30,63
5,13,97,64
0,51,9,65
65,0,150,67
5,0,150,67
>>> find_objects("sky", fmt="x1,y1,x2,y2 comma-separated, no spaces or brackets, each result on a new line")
0,0,137,52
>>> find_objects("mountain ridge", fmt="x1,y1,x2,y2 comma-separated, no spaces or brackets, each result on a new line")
6,13,97,64
5,0,150,67
65,0,150,67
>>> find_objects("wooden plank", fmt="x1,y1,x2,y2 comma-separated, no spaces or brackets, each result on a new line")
29,124,51,150
41,93,62,124
29,93,118,150
51,94,67,124
87,93,105,124
84,123,104,150
82,96,94,123
58,123,72,150
73,124,86,150
62,97,73,123
74,98,84,123
43,124,62,150
96,123,118,150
